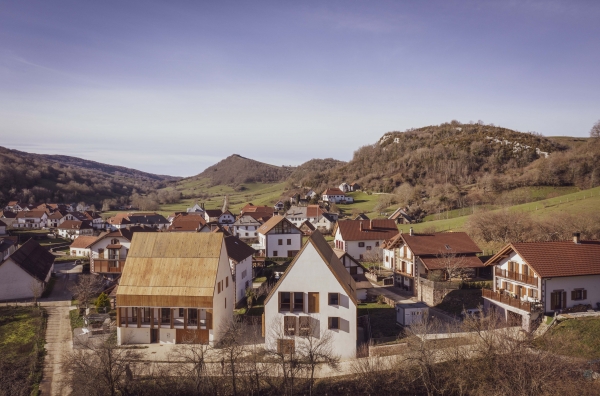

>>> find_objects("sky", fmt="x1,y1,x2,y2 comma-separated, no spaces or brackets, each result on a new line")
1,0,599,177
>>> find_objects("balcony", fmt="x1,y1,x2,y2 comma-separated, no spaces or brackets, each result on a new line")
494,268,537,286
482,289,533,312
94,259,125,273
394,268,413,278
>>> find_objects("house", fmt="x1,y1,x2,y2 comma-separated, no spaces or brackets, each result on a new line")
381,230,484,301
333,249,373,301
218,210,235,225
107,214,130,230
339,183,350,193
0,219,6,235
322,188,354,204
89,226,156,276
256,216,303,258
46,210,69,228
231,214,263,240
284,205,336,233
349,183,361,192
388,208,413,224
204,209,223,223
116,233,234,345
57,220,94,239
0,211,17,228
264,232,358,359
107,212,169,230
4,201,25,212
274,201,285,211
69,235,98,257
482,233,600,331
354,213,370,221
167,214,207,232
333,219,399,261
15,210,48,229
240,203,275,217
187,202,205,214
0,240,54,301
305,190,317,200
83,211,105,230
224,235,255,305
0,237,18,261
299,220,316,236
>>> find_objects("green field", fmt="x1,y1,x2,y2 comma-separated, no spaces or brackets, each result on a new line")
536,317,600,360
0,306,46,395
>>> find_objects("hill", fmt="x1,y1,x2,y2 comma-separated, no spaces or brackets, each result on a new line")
0,146,178,207
288,158,346,185
192,154,294,186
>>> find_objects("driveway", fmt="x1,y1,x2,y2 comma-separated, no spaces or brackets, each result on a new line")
38,260,81,395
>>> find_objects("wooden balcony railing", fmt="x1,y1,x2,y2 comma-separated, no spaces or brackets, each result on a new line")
482,289,533,312
93,259,125,273
494,268,537,286
394,268,413,278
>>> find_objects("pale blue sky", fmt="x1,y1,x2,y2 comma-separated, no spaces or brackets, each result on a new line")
1,0,599,176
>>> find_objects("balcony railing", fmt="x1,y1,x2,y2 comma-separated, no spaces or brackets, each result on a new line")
494,268,537,286
482,289,533,312
94,259,125,273
394,268,413,278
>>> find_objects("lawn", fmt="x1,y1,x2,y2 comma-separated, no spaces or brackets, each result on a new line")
536,317,600,360
53,255,88,263
0,306,46,395
69,309,84,330
358,302,401,339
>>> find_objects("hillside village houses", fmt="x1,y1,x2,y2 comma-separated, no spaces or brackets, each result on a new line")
15,210,48,229
107,212,169,230
57,220,94,240
69,235,98,257
381,230,484,304
333,248,373,301
322,188,354,204
256,215,302,258
388,207,414,224
284,205,337,232
187,202,205,214
116,233,233,345
0,211,17,228
0,239,55,301
264,232,358,359
274,201,285,211
334,219,399,261
231,214,263,240
167,213,207,232
483,234,600,331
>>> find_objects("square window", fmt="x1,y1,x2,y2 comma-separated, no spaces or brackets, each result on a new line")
273,251,278,257
280,292,291,311
287,239,291,245
294,292,304,312
278,239,283,245
329,317,339,330
358,242,365,247
328,292,339,306
366,246,372,251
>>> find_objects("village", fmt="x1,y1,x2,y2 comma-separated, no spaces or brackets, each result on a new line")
1,180,599,394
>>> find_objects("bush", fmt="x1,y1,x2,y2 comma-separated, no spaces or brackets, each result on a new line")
95,292,111,312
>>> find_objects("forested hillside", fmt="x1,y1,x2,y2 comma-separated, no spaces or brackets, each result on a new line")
0,146,177,207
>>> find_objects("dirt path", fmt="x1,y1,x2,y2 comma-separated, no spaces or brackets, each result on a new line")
39,302,72,395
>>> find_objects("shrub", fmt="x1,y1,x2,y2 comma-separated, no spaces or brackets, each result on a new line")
95,292,111,312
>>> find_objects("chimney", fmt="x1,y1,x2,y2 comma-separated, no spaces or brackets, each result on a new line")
360,222,363,232
573,232,580,244
369,220,373,229
409,226,414,236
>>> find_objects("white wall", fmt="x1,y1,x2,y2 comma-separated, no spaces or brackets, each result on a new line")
233,256,253,304
212,240,235,343
383,248,394,269
0,260,45,300
118,327,151,344
545,275,600,312
265,233,302,258
264,242,357,359
90,236,130,272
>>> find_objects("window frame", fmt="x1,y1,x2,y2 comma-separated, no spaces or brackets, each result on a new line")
328,292,340,306
328,316,340,330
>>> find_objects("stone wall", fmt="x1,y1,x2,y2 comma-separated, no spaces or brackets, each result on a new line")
417,277,461,306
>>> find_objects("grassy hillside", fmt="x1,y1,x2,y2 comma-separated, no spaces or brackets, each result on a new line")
536,317,600,360
191,154,293,186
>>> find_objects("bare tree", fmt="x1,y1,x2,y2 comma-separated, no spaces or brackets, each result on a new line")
435,252,474,281
69,274,103,310
266,317,303,396
169,332,213,394
30,280,44,306
295,318,340,396
217,319,247,396
590,119,600,139
65,333,142,396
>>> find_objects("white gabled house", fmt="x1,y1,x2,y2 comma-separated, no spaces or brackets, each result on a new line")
116,233,233,345
224,235,256,305
57,220,94,240
0,240,55,301
69,235,98,257
339,183,350,193
256,216,302,258
334,219,399,261
274,201,285,211
231,214,263,240
15,210,48,229
264,232,358,359
333,249,373,301
322,188,354,204
483,233,600,331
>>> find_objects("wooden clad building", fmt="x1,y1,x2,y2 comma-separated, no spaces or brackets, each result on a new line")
116,233,233,345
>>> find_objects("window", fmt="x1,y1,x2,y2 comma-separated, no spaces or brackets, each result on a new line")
572,289,587,301
284,316,296,336
308,292,319,313
111,238,119,245
226,276,229,288
273,251,278,256
98,248,105,258
179,308,184,317
218,282,221,294
328,292,339,306
550,291,566,310
277,339,295,355
350,266,358,275
287,239,291,245
328,317,340,330
359,254,363,260
280,292,291,311
299,316,311,336
245,232,248,237
385,256,389,262
293,292,304,312
366,246,372,251
225,298,227,309
278,239,283,245
161,308,170,324
375,242,379,247
358,242,365,247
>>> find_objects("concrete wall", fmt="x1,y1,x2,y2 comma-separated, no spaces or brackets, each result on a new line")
212,240,234,343
264,242,357,359
118,327,151,344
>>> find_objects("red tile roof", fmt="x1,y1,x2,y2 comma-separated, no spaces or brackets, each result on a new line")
487,240,600,278
323,188,345,196
401,232,482,256
58,220,93,230
336,220,399,241
306,205,325,218
168,214,206,232
70,236,98,249
15,210,47,219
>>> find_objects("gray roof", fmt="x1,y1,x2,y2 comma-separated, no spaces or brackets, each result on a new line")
2,239,54,282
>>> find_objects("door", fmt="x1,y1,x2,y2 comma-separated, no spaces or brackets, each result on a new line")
550,291,566,310
150,329,159,343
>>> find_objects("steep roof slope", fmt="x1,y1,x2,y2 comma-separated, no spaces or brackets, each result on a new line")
2,239,55,282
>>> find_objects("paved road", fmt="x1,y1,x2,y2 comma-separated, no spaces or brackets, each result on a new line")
38,261,81,395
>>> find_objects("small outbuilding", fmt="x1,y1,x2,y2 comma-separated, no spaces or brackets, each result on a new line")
396,301,429,326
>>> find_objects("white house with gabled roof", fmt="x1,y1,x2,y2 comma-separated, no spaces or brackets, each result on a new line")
256,215,302,258
264,232,358,359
